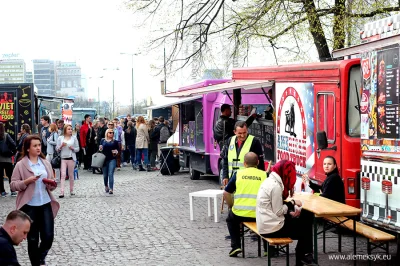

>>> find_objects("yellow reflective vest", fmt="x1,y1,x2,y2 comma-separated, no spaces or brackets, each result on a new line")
232,167,267,218
227,135,254,178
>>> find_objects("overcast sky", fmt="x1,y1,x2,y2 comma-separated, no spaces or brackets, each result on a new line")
0,0,170,105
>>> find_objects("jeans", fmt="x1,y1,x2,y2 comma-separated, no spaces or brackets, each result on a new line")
127,145,136,168
102,159,116,190
21,203,54,266
0,162,13,193
149,149,157,167
135,148,149,167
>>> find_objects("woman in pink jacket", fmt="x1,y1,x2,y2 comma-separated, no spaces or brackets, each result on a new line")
11,135,60,266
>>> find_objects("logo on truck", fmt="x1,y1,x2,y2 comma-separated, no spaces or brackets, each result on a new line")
276,84,314,176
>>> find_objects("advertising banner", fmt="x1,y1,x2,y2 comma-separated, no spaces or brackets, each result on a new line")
275,83,315,177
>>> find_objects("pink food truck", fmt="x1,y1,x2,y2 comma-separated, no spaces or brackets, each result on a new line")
163,79,273,184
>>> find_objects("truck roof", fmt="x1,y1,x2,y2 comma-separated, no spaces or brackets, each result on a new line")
232,59,360,82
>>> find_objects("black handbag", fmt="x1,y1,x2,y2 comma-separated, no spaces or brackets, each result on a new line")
51,153,61,169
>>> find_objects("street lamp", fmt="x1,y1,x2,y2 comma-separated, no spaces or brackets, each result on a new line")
120,52,140,115
89,76,103,116
103,68,119,118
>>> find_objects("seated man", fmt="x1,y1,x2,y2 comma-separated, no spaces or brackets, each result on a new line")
224,152,267,257
0,210,32,266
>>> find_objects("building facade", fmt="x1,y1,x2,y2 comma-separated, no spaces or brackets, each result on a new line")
0,59,25,84
25,71,33,83
33,59,56,95
55,61,85,97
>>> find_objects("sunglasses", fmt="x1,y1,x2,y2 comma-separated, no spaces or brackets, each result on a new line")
108,132,114,134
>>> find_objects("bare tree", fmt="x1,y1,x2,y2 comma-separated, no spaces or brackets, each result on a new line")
125,0,400,72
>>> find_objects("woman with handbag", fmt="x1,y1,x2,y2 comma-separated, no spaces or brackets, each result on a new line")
56,124,80,198
0,122,17,197
10,134,59,266
99,129,119,195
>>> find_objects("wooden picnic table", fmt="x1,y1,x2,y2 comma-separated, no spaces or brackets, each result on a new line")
288,192,362,265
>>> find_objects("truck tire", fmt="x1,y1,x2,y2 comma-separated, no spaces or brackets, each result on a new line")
189,161,200,180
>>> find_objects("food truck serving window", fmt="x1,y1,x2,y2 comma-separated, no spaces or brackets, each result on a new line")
347,65,361,138
317,93,335,143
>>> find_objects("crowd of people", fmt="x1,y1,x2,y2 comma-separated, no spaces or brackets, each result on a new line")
0,113,174,265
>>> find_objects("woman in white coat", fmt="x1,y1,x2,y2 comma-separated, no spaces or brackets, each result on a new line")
56,124,79,198
135,116,150,171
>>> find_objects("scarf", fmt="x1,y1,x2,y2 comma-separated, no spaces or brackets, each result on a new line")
271,160,296,200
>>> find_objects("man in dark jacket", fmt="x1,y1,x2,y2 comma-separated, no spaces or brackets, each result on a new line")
0,210,32,266
96,118,107,146
213,104,256,149
151,116,169,156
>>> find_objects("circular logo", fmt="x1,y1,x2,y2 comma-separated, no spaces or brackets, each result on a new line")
360,92,369,113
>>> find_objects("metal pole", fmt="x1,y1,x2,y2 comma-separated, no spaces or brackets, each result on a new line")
164,46,167,93
131,54,135,116
98,86,100,116
112,80,115,118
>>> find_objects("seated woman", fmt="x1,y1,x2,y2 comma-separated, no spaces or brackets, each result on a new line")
302,156,345,204
256,160,318,266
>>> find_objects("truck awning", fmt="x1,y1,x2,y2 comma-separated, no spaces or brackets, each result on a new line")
145,95,202,110
164,80,273,97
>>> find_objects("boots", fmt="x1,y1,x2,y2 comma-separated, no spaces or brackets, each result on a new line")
138,164,145,171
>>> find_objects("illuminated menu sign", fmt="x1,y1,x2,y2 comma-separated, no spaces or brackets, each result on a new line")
377,44,400,139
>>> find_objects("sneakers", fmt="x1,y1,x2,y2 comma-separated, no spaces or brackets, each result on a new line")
11,192,17,197
229,248,242,257
300,253,319,266
122,162,127,167
105,187,110,193
1,192,7,197
109,190,113,195
117,167,121,171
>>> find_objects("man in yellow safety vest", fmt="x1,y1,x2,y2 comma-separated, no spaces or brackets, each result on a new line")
222,121,265,186
223,152,267,257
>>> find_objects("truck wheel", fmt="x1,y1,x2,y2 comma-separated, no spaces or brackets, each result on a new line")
189,162,200,180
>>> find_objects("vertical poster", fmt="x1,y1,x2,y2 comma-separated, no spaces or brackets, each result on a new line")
0,91,16,140
275,83,314,177
16,84,35,136
189,121,196,148
62,99,74,125
182,124,189,146
377,44,400,138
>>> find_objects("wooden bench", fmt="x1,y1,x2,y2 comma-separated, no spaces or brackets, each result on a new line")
323,216,395,265
242,222,293,266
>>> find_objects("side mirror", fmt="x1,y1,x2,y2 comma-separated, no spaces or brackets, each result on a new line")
316,131,337,151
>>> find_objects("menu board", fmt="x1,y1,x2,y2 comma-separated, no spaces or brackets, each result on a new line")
377,44,400,138
0,91,17,141
247,121,275,162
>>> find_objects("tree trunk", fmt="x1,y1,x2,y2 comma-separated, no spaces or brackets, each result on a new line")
333,0,346,50
303,0,332,61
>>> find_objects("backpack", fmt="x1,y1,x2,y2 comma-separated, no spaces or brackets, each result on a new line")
159,126,171,143
0,133,16,157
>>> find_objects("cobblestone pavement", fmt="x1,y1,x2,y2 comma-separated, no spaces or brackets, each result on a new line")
0,166,398,265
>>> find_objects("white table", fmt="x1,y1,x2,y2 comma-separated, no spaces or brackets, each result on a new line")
189,189,224,223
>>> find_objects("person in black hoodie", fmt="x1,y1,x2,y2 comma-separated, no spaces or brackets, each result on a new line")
302,156,345,204
124,121,137,170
